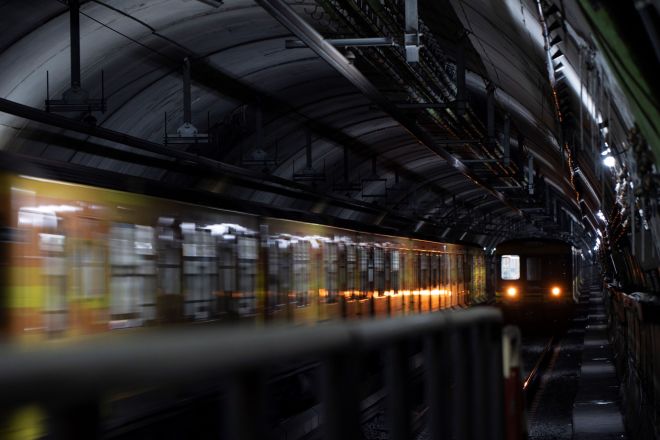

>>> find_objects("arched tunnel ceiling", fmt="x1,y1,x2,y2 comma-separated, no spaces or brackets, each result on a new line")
0,0,654,250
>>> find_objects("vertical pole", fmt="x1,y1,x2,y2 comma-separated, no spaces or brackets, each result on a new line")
527,156,534,195
631,189,636,256
641,199,646,263
226,370,265,440
386,342,410,440
487,83,495,145
456,38,466,116
503,113,510,166
404,0,419,63
183,58,192,124
69,0,81,89
323,353,359,440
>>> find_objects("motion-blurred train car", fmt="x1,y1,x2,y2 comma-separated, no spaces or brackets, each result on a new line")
0,172,487,342
494,238,579,327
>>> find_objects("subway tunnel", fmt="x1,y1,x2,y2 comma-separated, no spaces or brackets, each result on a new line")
0,0,658,439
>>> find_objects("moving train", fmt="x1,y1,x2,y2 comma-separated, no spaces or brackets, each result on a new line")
494,239,580,319
0,171,486,341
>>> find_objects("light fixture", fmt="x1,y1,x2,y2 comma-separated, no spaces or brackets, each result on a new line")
506,287,517,298
551,286,561,296
551,49,564,60
549,35,562,46
603,156,616,167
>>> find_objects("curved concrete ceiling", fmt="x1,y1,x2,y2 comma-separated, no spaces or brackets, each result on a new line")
0,0,652,250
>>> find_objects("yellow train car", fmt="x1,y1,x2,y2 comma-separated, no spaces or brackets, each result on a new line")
0,171,487,342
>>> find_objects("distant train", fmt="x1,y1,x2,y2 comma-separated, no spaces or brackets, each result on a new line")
494,238,580,309
0,172,487,340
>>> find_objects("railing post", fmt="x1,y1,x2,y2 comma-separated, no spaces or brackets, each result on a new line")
386,341,411,440
468,324,487,440
323,352,360,440
424,328,451,438
485,321,505,440
450,325,469,439
226,369,265,440
502,325,524,440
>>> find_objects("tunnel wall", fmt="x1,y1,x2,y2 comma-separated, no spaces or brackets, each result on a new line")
606,286,660,440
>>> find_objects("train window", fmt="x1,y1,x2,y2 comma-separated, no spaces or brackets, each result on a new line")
526,257,541,281
501,255,520,280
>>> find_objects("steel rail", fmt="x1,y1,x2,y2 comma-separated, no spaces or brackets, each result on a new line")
255,0,522,217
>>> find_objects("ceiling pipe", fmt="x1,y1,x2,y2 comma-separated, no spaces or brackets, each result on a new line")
255,0,522,217
0,96,404,218
0,99,470,234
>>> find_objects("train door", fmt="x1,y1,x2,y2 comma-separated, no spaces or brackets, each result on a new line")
420,252,430,311
266,238,288,320
372,245,388,316
430,253,440,310
322,241,341,320
291,239,312,322
439,253,446,309
450,253,458,307
156,219,182,323
236,235,258,317
457,253,465,306
69,215,108,333
40,231,68,335
109,223,156,328
182,225,217,320
389,249,403,315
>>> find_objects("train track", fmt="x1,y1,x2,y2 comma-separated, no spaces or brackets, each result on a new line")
523,335,562,433
522,336,556,404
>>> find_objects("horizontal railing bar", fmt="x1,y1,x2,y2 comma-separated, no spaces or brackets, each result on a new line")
0,307,501,409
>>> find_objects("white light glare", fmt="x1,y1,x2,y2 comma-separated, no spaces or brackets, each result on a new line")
596,210,606,222
601,148,611,156
603,156,616,167
593,237,601,252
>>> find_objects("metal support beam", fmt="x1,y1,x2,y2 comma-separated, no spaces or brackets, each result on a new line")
395,101,455,109
69,0,81,89
404,0,420,63
252,0,521,216
486,82,495,144
0,96,397,218
183,58,192,124
503,113,510,166
286,37,396,48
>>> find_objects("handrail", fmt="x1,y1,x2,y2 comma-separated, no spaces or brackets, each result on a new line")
0,307,503,440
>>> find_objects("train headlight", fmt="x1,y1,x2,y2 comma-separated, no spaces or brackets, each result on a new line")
551,286,561,296
506,287,517,298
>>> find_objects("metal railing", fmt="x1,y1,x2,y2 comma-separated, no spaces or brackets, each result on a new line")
0,307,504,440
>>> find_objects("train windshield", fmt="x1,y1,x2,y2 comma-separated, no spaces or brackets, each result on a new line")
501,255,520,280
